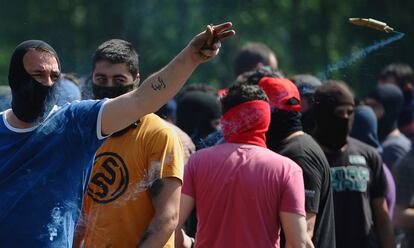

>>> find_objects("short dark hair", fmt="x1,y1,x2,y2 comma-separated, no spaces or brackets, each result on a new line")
236,67,284,86
221,83,268,114
379,63,413,88
234,42,276,77
92,39,139,77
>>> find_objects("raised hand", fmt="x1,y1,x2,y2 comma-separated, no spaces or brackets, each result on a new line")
186,22,236,64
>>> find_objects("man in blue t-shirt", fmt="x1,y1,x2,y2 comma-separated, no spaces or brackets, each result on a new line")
0,23,235,247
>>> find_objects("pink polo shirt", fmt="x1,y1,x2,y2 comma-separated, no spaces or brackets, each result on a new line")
182,143,305,248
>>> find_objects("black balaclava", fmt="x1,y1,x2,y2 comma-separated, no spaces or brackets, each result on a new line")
176,91,222,143
92,79,136,136
92,83,134,99
367,84,404,141
9,40,61,122
267,110,302,149
314,82,355,150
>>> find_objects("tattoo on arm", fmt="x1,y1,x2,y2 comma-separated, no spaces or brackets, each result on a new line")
149,178,164,198
151,77,166,91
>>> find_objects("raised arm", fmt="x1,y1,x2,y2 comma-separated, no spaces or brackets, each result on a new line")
101,23,235,135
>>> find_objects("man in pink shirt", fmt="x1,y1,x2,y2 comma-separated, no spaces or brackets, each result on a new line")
175,83,312,248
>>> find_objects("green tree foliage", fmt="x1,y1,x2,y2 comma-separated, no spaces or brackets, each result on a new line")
0,0,412,97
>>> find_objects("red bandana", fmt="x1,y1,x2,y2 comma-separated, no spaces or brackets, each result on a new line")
221,100,271,148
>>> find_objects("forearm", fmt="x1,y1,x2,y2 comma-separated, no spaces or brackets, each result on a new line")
374,204,395,248
101,48,198,135
305,213,316,240
281,212,314,248
285,237,314,248
137,216,178,248
132,48,197,118
375,218,395,248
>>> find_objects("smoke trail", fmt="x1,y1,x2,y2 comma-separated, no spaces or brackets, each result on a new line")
318,32,405,80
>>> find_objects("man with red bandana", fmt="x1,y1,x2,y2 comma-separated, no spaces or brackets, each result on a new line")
175,83,312,248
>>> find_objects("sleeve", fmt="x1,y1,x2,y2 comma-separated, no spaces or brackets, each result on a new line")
394,152,414,206
147,128,185,183
369,150,388,199
297,156,322,214
181,156,196,198
69,99,108,152
280,164,306,217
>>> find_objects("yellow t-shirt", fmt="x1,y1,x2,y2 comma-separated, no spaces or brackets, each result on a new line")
76,114,184,248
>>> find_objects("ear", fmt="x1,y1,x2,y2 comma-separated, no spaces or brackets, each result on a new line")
135,73,141,84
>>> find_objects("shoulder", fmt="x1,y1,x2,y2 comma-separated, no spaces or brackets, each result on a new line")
347,137,382,165
347,137,378,154
383,134,411,150
139,113,172,134
254,146,303,173
50,99,105,119
395,150,414,170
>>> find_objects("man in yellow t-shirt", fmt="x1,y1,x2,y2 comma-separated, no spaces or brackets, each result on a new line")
74,39,184,248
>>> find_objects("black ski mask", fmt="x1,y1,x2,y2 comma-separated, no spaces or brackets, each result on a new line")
176,91,222,143
314,82,355,150
92,80,136,136
8,40,60,123
92,83,135,99
367,84,403,141
267,109,302,149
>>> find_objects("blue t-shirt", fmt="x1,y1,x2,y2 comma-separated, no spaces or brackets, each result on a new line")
0,100,106,247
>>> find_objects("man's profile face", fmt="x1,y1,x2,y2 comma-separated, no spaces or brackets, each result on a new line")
92,60,138,86
23,50,60,86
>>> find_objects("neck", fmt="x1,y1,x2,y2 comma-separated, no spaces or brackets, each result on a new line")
386,128,400,138
284,130,304,142
320,142,348,153
6,109,37,129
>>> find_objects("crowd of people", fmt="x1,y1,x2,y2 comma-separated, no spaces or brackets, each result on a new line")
0,22,414,248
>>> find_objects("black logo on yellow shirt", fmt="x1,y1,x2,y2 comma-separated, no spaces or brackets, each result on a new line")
87,152,129,203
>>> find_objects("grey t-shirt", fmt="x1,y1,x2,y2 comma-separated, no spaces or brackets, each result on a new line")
382,133,411,169
394,150,414,248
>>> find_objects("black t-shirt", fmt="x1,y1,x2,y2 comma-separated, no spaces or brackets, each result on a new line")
272,133,335,248
324,137,388,248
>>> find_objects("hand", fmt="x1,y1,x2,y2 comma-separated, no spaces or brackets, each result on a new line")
186,22,235,64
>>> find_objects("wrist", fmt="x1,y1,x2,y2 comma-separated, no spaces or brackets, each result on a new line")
181,45,204,67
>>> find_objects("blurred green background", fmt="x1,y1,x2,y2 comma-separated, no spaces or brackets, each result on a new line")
0,0,412,97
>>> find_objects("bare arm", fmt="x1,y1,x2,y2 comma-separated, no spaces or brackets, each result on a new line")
306,213,316,240
137,178,182,248
101,23,235,135
372,197,395,248
394,205,414,229
281,212,314,248
175,194,195,248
